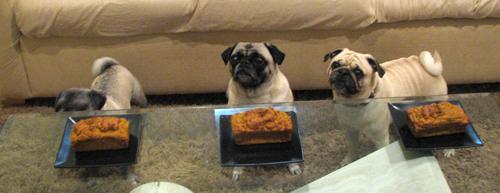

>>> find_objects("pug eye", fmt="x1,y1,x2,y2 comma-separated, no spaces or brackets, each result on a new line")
332,61,341,69
230,56,239,63
354,69,364,78
253,57,265,65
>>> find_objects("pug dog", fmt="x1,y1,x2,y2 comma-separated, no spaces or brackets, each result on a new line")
55,57,148,112
221,42,300,180
324,48,450,166
54,56,147,185
223,42,294,104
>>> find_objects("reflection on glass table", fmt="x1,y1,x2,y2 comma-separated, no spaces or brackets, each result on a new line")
0,93,495,192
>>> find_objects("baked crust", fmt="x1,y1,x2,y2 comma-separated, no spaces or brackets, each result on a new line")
70,116,130,151
231,107,293,145
406,101,470,138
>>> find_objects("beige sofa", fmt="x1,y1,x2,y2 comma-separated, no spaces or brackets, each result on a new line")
2,0,500,103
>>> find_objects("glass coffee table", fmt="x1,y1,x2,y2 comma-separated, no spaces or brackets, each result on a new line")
0,93,496,192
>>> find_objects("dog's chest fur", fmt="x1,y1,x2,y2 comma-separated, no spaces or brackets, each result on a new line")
227,79,273,104
336,101,392,131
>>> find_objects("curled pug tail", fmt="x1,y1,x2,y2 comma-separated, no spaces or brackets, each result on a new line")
91,57,120,78
419,50,443,76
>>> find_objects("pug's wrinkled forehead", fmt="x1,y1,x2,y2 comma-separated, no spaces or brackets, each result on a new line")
325,48,385,78
333,50,370,67
232,42,271,57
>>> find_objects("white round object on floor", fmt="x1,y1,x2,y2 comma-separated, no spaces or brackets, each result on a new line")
130,182,193,193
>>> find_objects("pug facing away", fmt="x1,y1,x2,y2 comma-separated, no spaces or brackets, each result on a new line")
54,57,147,185
55,57,148,112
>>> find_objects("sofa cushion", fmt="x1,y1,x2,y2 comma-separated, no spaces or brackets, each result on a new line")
14,0,197,37
375,0,500,22
14,0,379,38
185,0,376,31
12,0,500,38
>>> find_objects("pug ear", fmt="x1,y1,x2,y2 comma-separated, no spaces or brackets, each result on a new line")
221,43,238,65
367,57,385,78
324,49,344,62
88,90,107,110
264,43,286,65
54,91,67,112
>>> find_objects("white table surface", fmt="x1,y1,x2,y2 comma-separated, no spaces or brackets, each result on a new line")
292,140,451,193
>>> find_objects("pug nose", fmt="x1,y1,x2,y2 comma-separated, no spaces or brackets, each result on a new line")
241,59,250,65
339,69,350,76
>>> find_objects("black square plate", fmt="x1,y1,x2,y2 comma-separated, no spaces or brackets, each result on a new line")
216,108,304,167
388,100,483,150
54,114,143,168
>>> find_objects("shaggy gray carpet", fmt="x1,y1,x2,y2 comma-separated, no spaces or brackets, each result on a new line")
1,83,499,192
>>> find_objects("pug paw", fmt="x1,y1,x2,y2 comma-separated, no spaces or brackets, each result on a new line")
287,163,302,175
443,149,456,158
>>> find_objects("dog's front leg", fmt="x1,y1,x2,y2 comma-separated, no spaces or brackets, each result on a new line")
443,149,456,157
125,166,139,185
365,126,390,150
341,129,360,166
287,163,302,175
232,166,244,180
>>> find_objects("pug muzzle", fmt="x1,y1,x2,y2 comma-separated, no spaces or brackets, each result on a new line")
231,56,268,88
329,66,363,96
